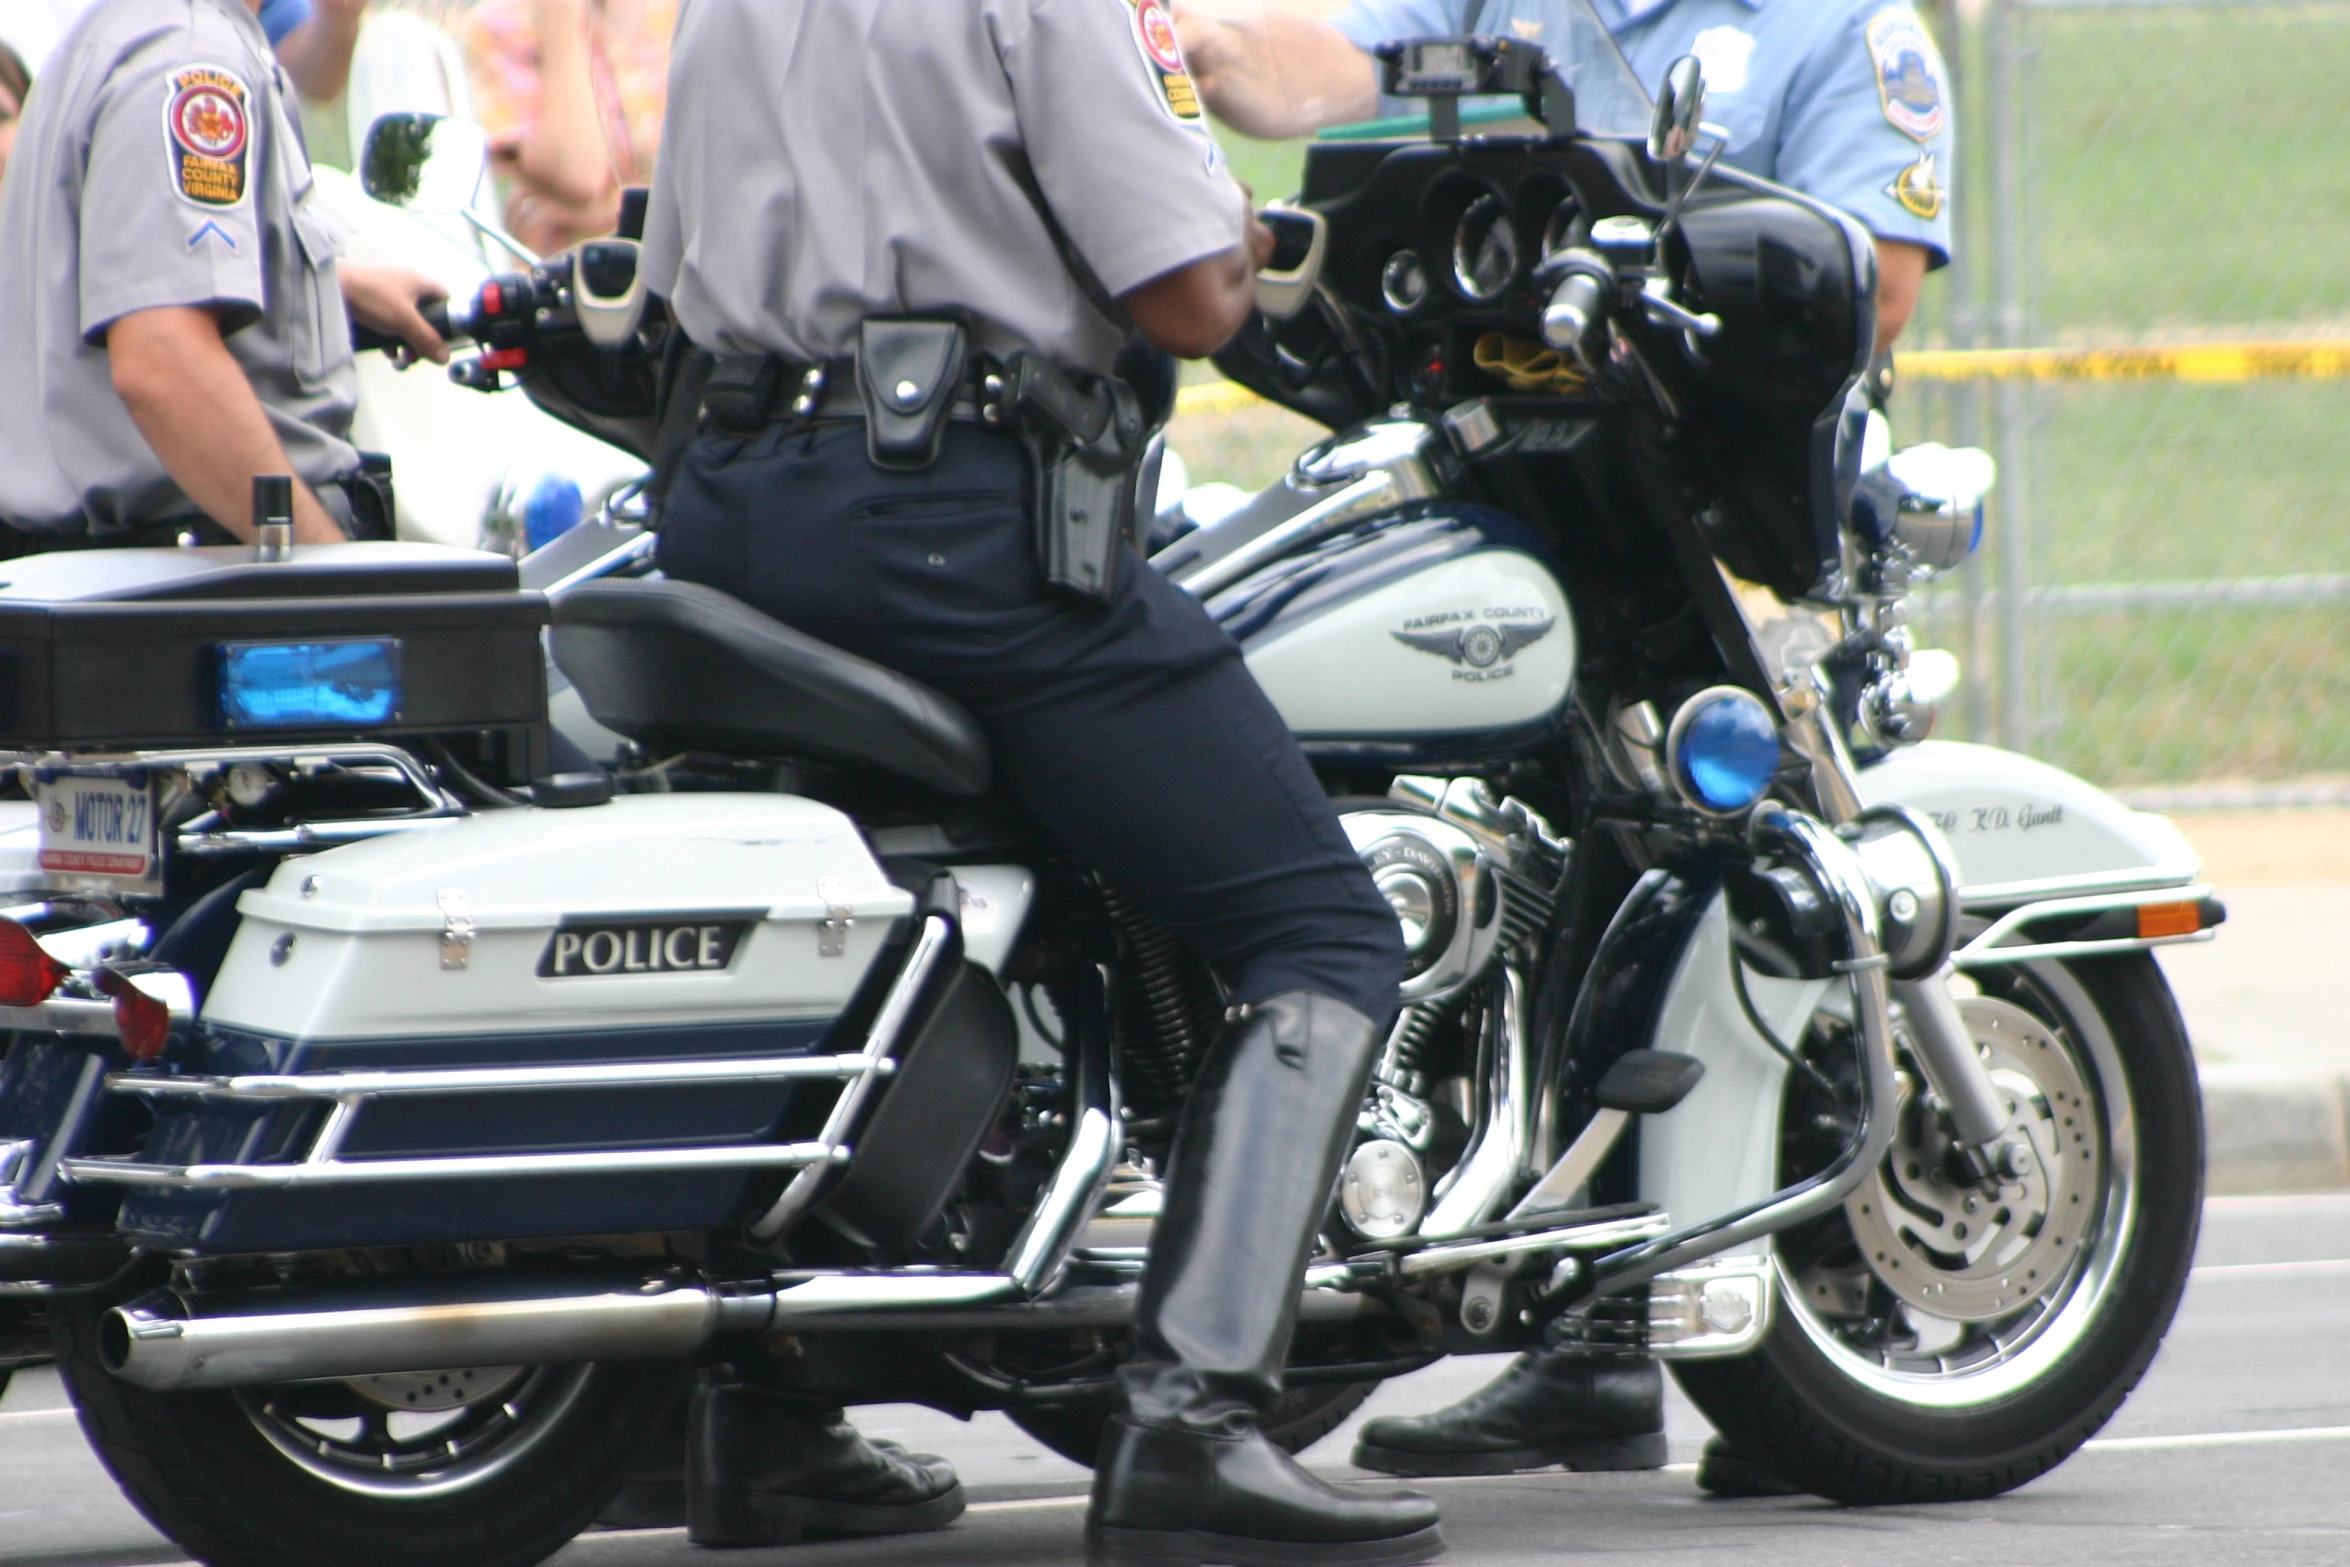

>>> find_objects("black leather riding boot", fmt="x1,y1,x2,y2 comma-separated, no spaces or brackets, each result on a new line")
685,1378,965,1548
1089,993,1442,1567
1351,1351,1667,1477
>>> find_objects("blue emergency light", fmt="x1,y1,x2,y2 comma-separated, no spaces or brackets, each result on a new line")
216,638,403,730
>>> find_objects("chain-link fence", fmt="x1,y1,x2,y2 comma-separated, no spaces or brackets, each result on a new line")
1858,0,2350,800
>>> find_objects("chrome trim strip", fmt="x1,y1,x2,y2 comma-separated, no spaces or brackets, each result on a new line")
109,1054,891,1102
1397,1212,1673,1276
1956,864,2200,908
0,998,119,1038
176,817,464,856
60,1141,844,1191
746,914,955,1242
1952,882,2213,965
1178,469,1414,601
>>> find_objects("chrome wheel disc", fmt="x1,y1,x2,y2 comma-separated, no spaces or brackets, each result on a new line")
1782,960,2139,1409
237,1363,592,1498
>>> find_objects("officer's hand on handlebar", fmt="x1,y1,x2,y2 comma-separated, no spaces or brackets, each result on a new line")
340,264,452,366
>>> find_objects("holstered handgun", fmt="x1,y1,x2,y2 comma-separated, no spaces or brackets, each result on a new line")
1004,353,1145,607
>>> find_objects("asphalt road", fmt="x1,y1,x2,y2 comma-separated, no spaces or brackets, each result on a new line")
7,1193,2350,1567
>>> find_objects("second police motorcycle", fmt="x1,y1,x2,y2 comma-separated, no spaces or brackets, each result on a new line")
0,17,2218,1565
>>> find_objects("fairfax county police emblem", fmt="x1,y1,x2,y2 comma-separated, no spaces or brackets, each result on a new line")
1888,151,1946,220
1865,8,1947,142
1393,611,1555,684
1124,0,1204,124
164,65,251,209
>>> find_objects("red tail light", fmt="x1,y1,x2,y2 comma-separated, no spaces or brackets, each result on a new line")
0,921,70,1008
94,967,174,1063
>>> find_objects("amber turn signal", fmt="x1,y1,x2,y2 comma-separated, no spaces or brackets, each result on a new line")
0,920,71,1009
2136,902,2204,940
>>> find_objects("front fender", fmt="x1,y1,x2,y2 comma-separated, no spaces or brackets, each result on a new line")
1855,740,2199,900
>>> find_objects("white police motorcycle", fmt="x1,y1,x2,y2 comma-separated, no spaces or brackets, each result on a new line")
0,29,2214,1567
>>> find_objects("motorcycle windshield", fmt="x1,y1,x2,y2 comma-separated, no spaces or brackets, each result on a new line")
1183,0,1652,144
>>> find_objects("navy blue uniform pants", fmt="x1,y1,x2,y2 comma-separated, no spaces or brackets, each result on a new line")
656,421,1403,1024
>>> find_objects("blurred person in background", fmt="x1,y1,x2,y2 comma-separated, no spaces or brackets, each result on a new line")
1,0,365,103
0,40,30,187
464,0,675,256
267,0,369,104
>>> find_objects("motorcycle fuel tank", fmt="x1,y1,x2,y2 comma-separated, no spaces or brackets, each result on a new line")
1210,507,1575,755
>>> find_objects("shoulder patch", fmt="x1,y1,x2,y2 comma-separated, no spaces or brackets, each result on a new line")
163,64,252,209
1887,150,1946,220
1865,8,1947,143
1123,0,1204,125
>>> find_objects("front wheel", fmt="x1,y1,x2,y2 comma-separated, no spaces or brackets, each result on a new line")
53,1301,688,1567
1673,953,2201,1503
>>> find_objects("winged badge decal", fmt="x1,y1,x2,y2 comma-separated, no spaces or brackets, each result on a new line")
1392,617,1555,671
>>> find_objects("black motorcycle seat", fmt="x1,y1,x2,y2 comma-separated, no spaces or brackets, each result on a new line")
549,578,992,797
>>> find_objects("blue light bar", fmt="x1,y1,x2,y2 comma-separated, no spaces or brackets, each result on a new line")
217,638,403,730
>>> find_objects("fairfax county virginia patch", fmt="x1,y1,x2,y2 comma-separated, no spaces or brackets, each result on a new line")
164,64,251,209
1124,0,1204,124
1887,150,1946,220
1865,8,1947,142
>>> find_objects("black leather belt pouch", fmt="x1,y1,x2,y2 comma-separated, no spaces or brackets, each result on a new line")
342,453,397,541
1005,353,1145,607
858,319,970,472
701,354,780,434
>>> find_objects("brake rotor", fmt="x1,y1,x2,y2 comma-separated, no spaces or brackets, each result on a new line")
1846,995,2102,1323
344,1365,528,1413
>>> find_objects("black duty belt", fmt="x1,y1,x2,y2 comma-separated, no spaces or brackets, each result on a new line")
700,355,1001,435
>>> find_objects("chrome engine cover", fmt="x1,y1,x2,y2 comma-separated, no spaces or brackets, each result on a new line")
1339,778,1567,1004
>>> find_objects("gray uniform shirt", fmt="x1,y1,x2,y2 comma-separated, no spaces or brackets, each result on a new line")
641,0,1246,375
0,0,359,536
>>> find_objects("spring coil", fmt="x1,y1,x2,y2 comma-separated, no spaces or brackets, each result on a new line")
1100,885,1225,1117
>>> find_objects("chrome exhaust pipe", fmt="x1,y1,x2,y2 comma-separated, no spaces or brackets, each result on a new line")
102,1273,762,1393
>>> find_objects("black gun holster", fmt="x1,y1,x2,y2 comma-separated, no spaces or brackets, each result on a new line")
1002,353,1147,607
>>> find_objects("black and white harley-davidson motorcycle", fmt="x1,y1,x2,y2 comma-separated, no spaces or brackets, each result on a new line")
0,25,2219,1567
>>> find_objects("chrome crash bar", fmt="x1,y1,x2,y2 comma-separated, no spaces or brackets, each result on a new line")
1582,807,1902,1295
1950,880,2219,968
64,917,953,1196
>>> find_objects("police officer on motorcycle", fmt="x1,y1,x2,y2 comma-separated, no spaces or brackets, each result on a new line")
0,0,448,554
642,2,1439,1561
1175,0,1955,1496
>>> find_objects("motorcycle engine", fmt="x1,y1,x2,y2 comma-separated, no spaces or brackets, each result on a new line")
1333,779,1570,1241
1339,778,1567,1004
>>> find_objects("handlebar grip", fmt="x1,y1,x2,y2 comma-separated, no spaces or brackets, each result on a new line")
351,298,464,356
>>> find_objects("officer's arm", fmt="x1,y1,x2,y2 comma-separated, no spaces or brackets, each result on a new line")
1175,5,1379,140
1123,205,1280,359
1877,240,1928,348
273,0,366,104
107,307,348,545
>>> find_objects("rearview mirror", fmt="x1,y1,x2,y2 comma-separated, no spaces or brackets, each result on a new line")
1253,208,1328,321
1648,55,1706,163
360,113,488,215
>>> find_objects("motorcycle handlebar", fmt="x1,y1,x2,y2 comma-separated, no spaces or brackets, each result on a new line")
351,296,466,357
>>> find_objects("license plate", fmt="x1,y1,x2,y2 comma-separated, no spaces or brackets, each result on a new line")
38,775,159,892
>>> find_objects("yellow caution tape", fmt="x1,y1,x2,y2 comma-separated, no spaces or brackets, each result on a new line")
1172,339,2350,416
1898,341,2350,383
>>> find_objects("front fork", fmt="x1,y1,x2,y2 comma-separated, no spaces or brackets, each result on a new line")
1784,697,2020,1178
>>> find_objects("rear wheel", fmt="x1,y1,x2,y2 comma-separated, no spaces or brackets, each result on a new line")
1673,954,2201,1503
1007,1380,1380,1468
53,1301,687,1567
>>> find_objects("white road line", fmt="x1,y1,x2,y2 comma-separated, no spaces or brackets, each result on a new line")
2190,1257,2350,1280
2085,1425,2350,1453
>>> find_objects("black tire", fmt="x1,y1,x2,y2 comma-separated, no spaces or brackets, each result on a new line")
52,1301,689,1567
1007,1379,1381,1468
1674,954,2202,1504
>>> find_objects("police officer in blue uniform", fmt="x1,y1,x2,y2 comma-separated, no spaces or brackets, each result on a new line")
1177,0,1954,1497
643,1,1439,1560
1180,0,1953,350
